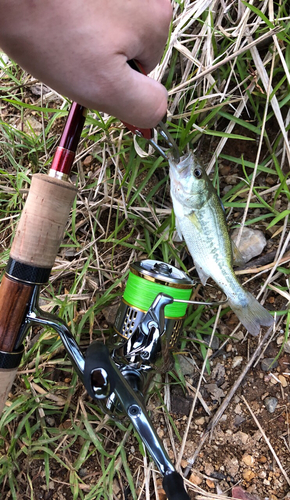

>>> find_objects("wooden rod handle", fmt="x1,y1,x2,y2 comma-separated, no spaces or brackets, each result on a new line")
0,275,34,351
10,174,77,268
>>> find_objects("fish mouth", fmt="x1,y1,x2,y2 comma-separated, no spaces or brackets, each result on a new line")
169,152,192,177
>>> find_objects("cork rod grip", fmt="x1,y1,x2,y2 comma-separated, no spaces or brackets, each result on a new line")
10,174,77,268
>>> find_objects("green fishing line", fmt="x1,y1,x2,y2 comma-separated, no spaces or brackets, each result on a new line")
123,271,192,318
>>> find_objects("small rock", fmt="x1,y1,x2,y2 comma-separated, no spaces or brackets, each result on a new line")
102,301,121,324
265,176,276,186
232,431,249,445
23,116,43,135
176,354,196,376
264,396,278,413
231,227,267,263
257,455,267,464
220,164,231,176
242,454,255,466
204,463,214,476
195,416,205,426
243,469,255,482
189,472,203,486
232,356,243,368
283,339,290,353
276,335,284,346
83,155,93,167
233,330,245,343
278,374,287,387
234,404,243,415
225,456,239,476
205,383,225,403
45,416,55,426
226,174,238,185
180,459,188,469
202,334,219,350
270,375,279,385
157,490,167,500
206,479,215,489
234,415,246,427
79,468,88,478
157,428,164,438
261,358,278,371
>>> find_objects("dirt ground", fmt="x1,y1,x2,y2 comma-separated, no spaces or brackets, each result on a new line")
1,96,289,500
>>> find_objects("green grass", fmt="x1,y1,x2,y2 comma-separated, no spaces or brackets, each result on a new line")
1,2,290,499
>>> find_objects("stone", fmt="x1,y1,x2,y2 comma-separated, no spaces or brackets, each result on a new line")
276,335,284,346
278,374,287,387
243,469,255,482
231,227,267,263
204,463,214,476
206,479,215,489
283,339,290,353
202,334,219,350
177,354,196,376
83,155,93,167
225,456,239,476
189,472,203,486
261,358,278,371
232,356,243,368
242,454,255,466
195,416,205,426
23,116,43,135
232,431,249,445
264,396,278,413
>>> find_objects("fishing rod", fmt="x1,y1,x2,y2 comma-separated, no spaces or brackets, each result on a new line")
0,102,193,499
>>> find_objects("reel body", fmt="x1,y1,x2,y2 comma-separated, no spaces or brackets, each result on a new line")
113,260,194,370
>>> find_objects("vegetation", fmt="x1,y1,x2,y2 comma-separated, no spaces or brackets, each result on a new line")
0,1,289,498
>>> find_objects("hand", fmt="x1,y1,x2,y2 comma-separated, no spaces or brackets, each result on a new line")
0,0,172,127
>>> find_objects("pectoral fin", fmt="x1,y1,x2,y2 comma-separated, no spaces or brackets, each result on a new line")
187,211,202,230
175,216,183,240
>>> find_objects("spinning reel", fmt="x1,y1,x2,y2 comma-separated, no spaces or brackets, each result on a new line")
110,259,194,404
8,259,193,498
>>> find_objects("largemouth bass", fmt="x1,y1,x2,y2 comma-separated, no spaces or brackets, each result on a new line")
169,152,274,336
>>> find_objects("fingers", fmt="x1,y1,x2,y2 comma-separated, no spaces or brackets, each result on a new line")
131,0,173,74
95,62,168,128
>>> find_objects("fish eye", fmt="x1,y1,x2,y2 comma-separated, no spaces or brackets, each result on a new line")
193,168,202,178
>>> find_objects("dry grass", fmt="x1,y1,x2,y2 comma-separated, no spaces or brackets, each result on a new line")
0,1,290,499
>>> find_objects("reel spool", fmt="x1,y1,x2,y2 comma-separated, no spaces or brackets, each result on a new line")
114,260,194,350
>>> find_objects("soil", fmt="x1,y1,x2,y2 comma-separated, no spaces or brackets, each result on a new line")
1,94,289,500
150,333,290,500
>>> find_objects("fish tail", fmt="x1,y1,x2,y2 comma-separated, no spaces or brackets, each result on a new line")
228,291,274,336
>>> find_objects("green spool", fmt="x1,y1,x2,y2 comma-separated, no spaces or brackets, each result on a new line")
123,262,193,318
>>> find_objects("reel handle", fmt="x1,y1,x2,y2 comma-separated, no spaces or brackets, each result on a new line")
163,471,191,500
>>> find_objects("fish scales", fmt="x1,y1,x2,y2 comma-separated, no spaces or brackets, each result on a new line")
169,152,274,336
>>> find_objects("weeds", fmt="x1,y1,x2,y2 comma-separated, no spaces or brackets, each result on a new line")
1,1,290,498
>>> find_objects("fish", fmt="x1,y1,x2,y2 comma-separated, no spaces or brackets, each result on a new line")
169,151,274,336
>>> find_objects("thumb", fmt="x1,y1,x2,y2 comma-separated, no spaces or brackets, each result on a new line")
101,62,168,129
